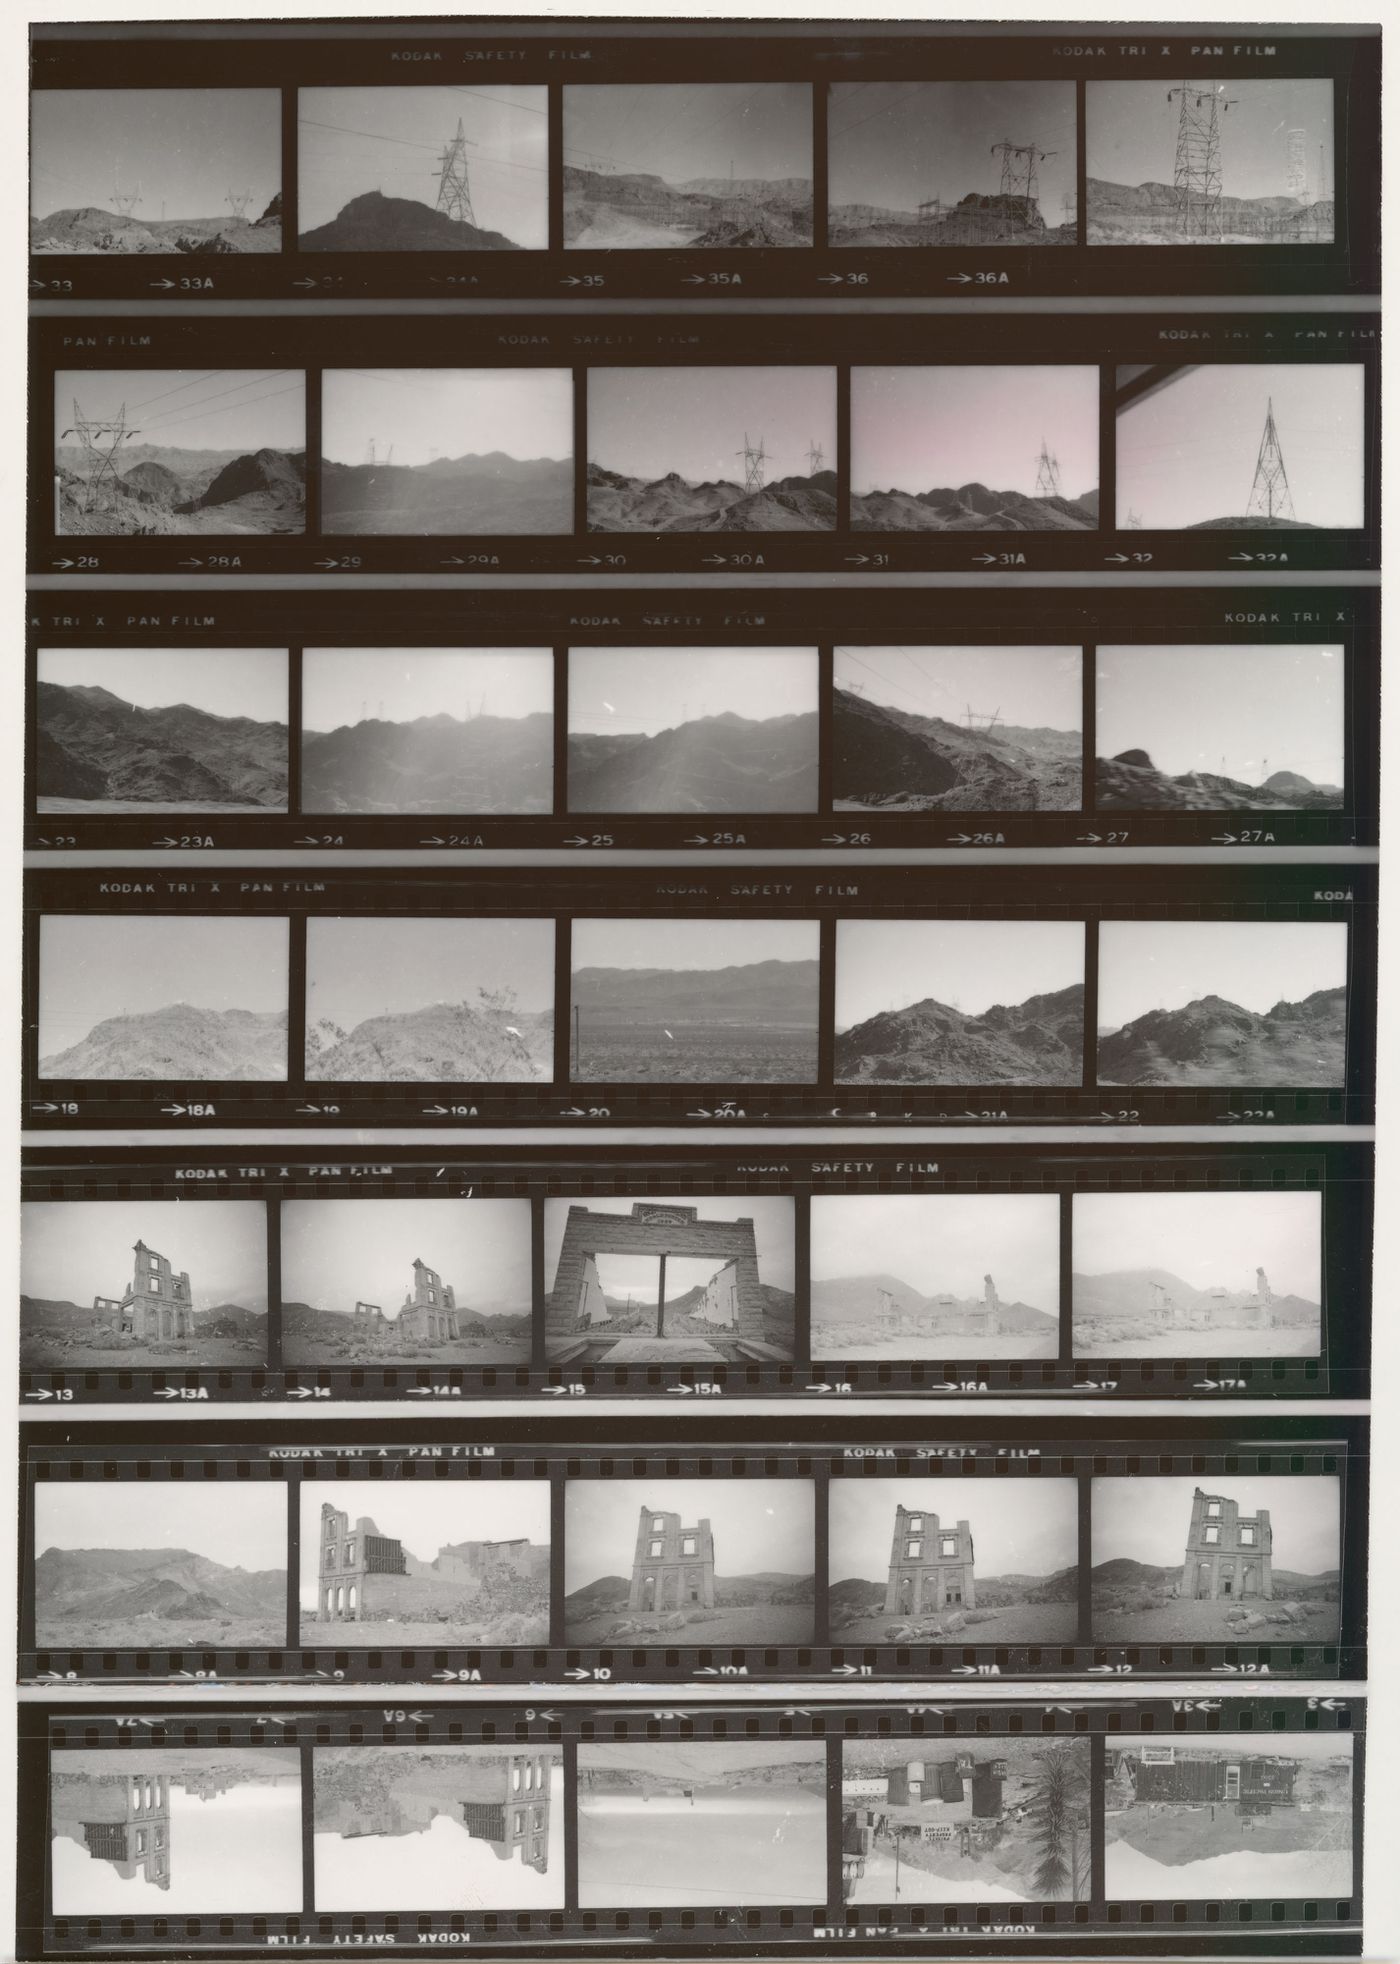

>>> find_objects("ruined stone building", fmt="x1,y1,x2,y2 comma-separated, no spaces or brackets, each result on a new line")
96,1240,195,1343
352,1257,460,1348
883,1503,976,1615
1176,1487,1274,1601
51,1771,172,1889
458,1752,553,1871
877,1274,1004,1339
316,1502,545,1624
1150,1266,1279,1333
627,1505,715,1614
1126,1744,1297,1813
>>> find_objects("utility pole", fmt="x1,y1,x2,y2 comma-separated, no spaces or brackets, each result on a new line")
989,139,1055,206
1166,83,1238,237
435,117,478,227
1032,437,1063,500
1244,396,1296,522
736,433,767,493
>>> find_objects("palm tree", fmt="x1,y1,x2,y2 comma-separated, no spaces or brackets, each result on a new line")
1028,1747,1092,1899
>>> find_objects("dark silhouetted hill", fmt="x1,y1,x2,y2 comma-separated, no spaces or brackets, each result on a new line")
834,685,1080,811
303,709,552,814
37,679,287,808
301,190,521,252
1097,987,1347,1087
569,708,817,812
836,982,1085,1084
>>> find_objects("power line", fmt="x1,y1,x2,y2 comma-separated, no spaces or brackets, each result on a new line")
136,371,298,433
137,380,305,438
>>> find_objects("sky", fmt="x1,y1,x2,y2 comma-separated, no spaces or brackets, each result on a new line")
828,1475,1078,1584
53,370,306,457
545,1194,795,1294
851,366,1099,500
1115,363,1366,528
21,1197,269,1313
31,88,281,224
302,646,552,731
1086,78,1335,203
38,916,289,1058
569,646,818,737
280,1197,533,1317
835,918,1086,1029
571,916,818,974
810,1192,1060,1307
36,1481,286,1572
564,82,812,185
564,1478,814,1590
38,647,288,725
298,1481,550,1606
1112,1732,1350,1767
305,916,555,1028
299,85,548,245
836,644,1081,733
1097,919,1349,1030
828,80,1075,221
1092,1473,1340,1572
588,367,835,487
1096,643,1344,785
1072,1189,1322,1301
321,368,573,469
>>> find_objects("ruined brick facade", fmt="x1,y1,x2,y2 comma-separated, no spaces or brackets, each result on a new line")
883,1503,976,1614
98,1240,195,1343
316,1502,545,1623
351,1257,460,1348
627,1504,715,1613
1177,1487,1274,1601
52,1772,171,1889
458,1752,552,1871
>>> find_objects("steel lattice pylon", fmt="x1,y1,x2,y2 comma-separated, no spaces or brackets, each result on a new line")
1245,396,1297,523
806,439,825,476
60,398,137,517
435,118,477,228
736,433,767,493
989,139,1055,206
1167,83,1238,237
1032,438,1063,500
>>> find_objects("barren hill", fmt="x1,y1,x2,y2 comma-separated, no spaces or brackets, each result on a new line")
322,451,573,535
56,443,306,537
1072,1266,1319,1326
572,957,819,1026
569,708,817,812
1185,514,1319,531
563,165,812,250
306,999,553,1082
836,981,1085,1085
834,686,1080,811
1086,177,1332,245
303,709,552,815
586,462,836,533
852,480,1097,532
301,189,521,252
36,679,288,811
32,200,282,255
1097,986,1347,1088
40,1004,288,1081
1096,748,1342,812
811,1271,1055,1331
36,1546,285,1625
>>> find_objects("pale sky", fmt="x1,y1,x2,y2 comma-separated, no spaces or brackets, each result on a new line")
37,1481,286,1572
321,369,573,469
852,366,1099,500
1096,644,1343,785
302,647,553,732
545,1194,795,1294
32,88,281,223
38,916,289,1058
54,370,306,456
835,918,1086,1030
572,916,819,974
1113,1732,1350,1767
21,1197,269,1314
280,1197,533,1317
1097,919,1349,1030
564,82,812,184
564,1478,814,1591
810,1192,1060,1307
305,917,555,1028
299,1481,550,1606
1092,1473,1339,1572
1072,1189,1322,1301
588,367,836,487
828,1476,1077,1584
569,647,818,737
836,644,1081,732
1086,78,1335,203
829,81,1075,220
1115,364,1366,528
38,647,288,725
299,86,549,245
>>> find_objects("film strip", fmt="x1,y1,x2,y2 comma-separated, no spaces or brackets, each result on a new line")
30,310,1380,578
21,862,1378,1130
17,1417,1367,1685
16,1694,1363,1958
29,20,1379,303
24,586,1377,856
17,1140,1372,1405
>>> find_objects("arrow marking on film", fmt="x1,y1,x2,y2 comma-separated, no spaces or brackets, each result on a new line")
24,1391,54,1402
946,272,973,284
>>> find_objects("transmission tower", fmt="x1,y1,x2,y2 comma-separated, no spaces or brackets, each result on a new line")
60,398,138,517
435,118,478,227
1244,396,1296,523
806,438,825,476
225,186,253,221
111,180,141,218
366,437,378,467
736,433,767,494
1125,508,1143,530
989,139,1055,205
963,704,1002,733
1032,438,1063,500
1166,83,1238,237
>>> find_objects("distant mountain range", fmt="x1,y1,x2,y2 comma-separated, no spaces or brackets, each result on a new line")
1086,178,1334,245
40,1004,287,1081
812,1270,1055,1330
569,708,817,812
834,685,1080,811
56,441,305,537
301,190,522,252
37,679,287,811
852,482,1098,532
564,166,812,250
1096,749,1343,812
33,193,282,255
1092,1556,1339,1595
282,1299,532,1340
303,709,552,814
572,957,820,1026
36,1545,285,1625
306,1000,553,1081
22,1294,266,1335
587,463,837,533
1097,987,1348,1087
836,982,1085,1085
322,449,573,536
832,1562,1078,1610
